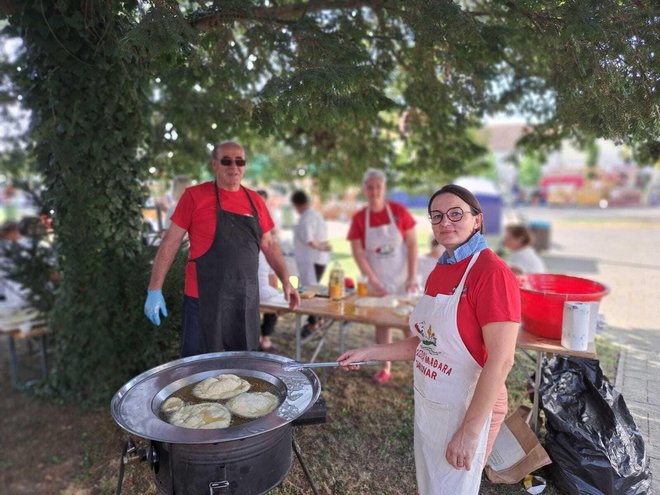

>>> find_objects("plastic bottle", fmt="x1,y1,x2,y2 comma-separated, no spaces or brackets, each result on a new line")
328,262,344,301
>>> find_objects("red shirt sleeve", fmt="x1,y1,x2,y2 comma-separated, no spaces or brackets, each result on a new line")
391,201,416,232
170,189,194,231
346,208,366,242
471,257,522,327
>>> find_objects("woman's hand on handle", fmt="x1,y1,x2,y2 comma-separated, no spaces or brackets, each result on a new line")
337,348,373,371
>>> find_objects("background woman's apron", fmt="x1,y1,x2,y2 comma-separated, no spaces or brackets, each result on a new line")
364,203,407,294
191,183,261,353
410,252,491,495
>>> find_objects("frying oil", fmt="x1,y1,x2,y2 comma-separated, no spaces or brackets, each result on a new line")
160,376,280,428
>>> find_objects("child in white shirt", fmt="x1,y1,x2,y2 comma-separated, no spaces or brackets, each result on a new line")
417,236,445,288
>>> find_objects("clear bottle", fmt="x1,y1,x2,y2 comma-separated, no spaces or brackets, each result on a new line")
328,262,344,301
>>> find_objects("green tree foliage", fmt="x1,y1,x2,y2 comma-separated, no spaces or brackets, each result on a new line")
518,150,545,188
1,1,179,404
100,0,660,183
585,138,599,179
0,0,657,405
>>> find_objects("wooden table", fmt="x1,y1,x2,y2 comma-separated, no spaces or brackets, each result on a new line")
261,294,409,362
261,294,596,433
0,305,48,389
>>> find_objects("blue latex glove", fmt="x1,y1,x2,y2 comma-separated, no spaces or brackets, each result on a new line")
144,289,168,326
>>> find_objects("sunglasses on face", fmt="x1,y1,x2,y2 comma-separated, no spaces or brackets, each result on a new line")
218,156,246,167
428,207,471,224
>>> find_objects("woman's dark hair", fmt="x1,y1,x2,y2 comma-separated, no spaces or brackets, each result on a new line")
290,190,309,206
428,184,485,234
505,224,534,247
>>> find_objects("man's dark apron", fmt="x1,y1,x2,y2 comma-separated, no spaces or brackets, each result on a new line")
191,183,261,353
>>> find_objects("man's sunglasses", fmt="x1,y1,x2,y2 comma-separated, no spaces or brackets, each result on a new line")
218,156,246,167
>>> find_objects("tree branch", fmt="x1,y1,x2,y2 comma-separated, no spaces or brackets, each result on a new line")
190,0,383,30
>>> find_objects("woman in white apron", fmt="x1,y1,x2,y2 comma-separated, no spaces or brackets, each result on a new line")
339,184,520,494
348,168,419,384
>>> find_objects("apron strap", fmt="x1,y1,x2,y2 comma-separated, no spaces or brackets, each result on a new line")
365,202,397,246
241,185,259,219
385,203,395,224
213,182,260,226
453,251,481,296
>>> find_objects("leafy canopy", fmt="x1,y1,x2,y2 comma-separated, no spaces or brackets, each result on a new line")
112,0,659,183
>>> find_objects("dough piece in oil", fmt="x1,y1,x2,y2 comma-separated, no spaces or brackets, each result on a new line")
169,402,232,429
226,392,279,418
192,373,250,400
161,396,185,414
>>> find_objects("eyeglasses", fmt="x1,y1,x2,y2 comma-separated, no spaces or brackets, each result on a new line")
428,207,471,224
218,156,246,167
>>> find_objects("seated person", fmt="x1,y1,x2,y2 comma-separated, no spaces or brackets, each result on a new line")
503,224,546,275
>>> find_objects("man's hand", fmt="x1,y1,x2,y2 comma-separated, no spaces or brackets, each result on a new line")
144,289,168,326
283,282,300,309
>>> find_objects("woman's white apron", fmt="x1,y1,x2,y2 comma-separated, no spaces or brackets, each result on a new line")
410,252,491,495
364,203,407,294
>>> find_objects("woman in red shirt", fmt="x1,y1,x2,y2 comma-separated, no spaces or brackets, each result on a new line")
347,168,419,384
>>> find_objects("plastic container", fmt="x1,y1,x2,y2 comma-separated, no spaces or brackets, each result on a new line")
475,194,502,235
518,274,609,339
529,220,551,251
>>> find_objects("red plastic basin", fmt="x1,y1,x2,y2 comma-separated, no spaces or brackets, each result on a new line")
518,274,609,339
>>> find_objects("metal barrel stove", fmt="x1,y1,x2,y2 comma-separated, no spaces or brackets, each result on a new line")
111,352,323,495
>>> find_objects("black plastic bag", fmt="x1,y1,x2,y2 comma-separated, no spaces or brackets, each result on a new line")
540,356,652,495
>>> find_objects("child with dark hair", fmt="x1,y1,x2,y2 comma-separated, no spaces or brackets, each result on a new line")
503,224,546,275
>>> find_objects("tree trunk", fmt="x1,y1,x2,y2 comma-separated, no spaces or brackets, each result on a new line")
9,1,169,403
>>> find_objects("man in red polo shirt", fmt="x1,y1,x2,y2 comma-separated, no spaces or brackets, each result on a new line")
144,141,299,356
